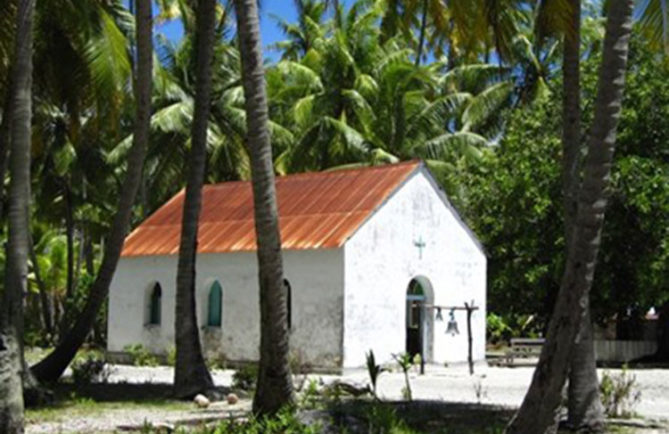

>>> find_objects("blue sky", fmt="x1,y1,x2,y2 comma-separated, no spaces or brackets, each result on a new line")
154,1,351,62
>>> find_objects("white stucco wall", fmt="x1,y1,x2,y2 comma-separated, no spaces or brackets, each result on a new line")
108,249,345,368
342,167,487,368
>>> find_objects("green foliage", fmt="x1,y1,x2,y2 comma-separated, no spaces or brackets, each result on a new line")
71,352,110,385
123,344,160,367
298,379,322,410
166,346,176,367
453,37,669,328
599,365,642,418
206,353,228,371
486,313,541,344
364,402,418,434
232,364,258,391
392,352,414,401
189,408,321,434
365,349,386,398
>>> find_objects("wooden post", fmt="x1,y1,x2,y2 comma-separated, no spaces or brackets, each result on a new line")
465,301,474,375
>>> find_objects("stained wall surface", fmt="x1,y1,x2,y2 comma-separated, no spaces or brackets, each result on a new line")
342,167,487,368
107,249,345,368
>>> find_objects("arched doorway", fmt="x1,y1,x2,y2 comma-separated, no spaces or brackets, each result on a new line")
405,277,434,363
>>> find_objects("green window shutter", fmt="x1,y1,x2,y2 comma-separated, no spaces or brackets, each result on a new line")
208,281,222,327
150,283,162,325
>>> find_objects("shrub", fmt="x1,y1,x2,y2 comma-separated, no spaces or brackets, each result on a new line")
124,344,160,367
166,346,176,367
365,403,417,434
299,378,321,409
600,365,641,418
232,364,258,391
392,352,414,401
366,350,385,398
189,407,320,433
206,353,228,371
71,353,110,385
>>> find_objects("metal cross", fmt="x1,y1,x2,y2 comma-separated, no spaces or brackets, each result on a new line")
413,236,426,259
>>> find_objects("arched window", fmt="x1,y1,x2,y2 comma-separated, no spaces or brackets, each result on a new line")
148,282,162,325
284,279,292,330
207,281,223,327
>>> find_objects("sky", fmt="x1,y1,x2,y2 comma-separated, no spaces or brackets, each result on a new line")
154,1,351,62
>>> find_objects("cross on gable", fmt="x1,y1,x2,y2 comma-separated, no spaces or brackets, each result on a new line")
413,236,426,259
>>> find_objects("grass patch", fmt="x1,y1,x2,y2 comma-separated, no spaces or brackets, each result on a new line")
25,382,189,425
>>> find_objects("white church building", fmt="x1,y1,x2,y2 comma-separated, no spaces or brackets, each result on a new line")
108,161,487,370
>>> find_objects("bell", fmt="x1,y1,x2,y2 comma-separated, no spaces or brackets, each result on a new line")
446,309,459,335
435,307,443,321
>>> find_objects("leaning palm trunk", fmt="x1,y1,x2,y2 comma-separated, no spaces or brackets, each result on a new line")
560,0,605,429
0,0,35,431
506,1,635,432
233,0,294,416
173,0,217,399
31,0,153,383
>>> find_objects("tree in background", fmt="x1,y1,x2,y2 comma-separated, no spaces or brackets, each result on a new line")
173,0,217,399
32,0,153,383
233,0,294,415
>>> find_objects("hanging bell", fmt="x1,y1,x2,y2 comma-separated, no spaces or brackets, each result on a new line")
446,309,459,335
435,307,443,321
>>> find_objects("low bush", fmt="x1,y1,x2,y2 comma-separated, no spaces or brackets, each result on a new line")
600,364,641,418
186,408,320,434
124,344,160,367
232,364,258,391
71,352,110,385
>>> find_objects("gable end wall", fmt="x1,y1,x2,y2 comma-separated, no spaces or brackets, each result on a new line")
342,169,487,368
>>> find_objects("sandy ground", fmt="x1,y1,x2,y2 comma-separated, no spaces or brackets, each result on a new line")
26,363,669,433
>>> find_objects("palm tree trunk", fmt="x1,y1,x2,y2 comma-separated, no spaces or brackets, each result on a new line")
64,183,74,301
561,1,604,428
0,0,35,430
173,0,217,400
31,0,153,383
0,77,15,224
415,0,428,66
506,1,635,432
233,0,294,416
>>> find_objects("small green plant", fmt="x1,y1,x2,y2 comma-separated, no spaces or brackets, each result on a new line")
392,352,414,401
166,346,176,367
600,365,641,418
232,364,258,391
299,378,321,409
365,402,416,434
71,353,110,385
189,407,319,433
124,344,160,367
206,353,228,371
365,350,385,399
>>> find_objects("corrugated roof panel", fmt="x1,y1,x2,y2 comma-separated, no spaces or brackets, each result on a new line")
121,161,420,256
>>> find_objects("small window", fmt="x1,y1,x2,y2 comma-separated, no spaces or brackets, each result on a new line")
284,279,292,330
207,281,223,327
148,282,162,325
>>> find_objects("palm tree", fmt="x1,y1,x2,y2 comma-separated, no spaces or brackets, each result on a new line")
507,0,636,432
32,0,153,383
0,0,35,431
173,0,217,399
556,0,605,429
272,0,329,60
233,0,294,415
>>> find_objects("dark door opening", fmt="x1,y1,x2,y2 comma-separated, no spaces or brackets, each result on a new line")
406,279,426,358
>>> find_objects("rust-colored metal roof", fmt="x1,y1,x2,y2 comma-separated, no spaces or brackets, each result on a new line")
121,161,421,256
